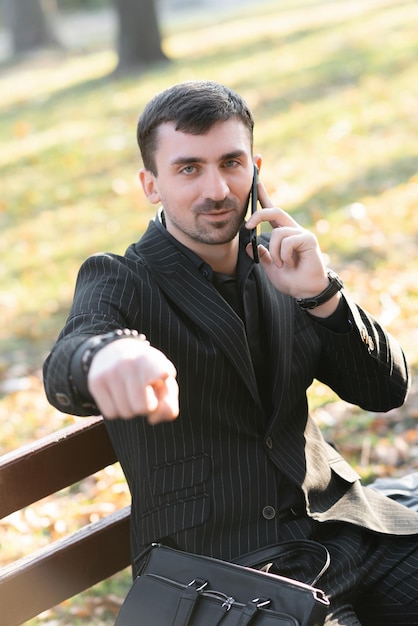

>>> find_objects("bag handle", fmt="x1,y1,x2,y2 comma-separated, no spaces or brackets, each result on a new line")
233,539,330,587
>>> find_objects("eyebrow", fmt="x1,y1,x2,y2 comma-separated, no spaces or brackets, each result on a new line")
170,150,247,167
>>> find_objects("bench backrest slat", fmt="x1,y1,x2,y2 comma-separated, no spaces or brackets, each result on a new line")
0,416,131,626
0,417,117,518
0,507,131,626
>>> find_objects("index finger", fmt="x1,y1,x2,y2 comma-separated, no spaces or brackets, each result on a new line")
247,180,301,230
254,207,301,229
256,180,275,209
146,376,179,424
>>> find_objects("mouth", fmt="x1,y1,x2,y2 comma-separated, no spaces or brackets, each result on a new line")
196,198,237,215
204,209,232,216
200,210,233,222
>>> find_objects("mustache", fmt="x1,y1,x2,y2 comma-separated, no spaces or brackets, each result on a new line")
194,198,239,214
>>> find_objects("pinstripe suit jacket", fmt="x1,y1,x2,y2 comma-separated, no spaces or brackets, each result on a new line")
44,217,418,570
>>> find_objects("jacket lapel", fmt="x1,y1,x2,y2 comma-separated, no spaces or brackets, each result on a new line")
253,265,295,428
135,222,261,404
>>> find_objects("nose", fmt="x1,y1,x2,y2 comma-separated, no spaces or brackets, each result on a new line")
202,168,230,201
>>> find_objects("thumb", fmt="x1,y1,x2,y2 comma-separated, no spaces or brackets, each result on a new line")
257,244,276,269
257,244,286,284
246,242,272,266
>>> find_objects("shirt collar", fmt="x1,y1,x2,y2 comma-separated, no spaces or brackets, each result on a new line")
153,208,254,283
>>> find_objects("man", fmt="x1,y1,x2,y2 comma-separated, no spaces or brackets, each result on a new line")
43,81,418,624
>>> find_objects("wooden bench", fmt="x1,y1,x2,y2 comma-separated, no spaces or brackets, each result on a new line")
0,416,131,626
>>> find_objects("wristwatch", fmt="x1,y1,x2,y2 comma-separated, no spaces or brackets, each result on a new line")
296,269,344,310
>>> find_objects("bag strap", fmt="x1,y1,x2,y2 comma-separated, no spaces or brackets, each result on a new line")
171,582,199,626
236,600,259,626
171,580,231,626
233,539,330,586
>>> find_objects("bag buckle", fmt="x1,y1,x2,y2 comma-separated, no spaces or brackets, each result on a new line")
188,578,208,592
252,597,271,608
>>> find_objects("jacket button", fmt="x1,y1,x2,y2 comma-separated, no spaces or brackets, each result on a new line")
360,327,375,352
266,436,273,449
55,392,71,407
262,505,276,520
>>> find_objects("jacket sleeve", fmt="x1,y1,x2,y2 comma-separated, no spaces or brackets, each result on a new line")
43,253,138,416
312,292,410,412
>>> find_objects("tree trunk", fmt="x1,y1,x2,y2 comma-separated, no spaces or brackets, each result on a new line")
112,0,169,74
3,0,59,55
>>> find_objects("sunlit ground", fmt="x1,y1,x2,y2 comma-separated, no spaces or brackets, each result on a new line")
1,0,418,622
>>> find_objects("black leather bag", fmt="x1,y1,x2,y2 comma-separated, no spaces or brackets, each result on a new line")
115,541,330,626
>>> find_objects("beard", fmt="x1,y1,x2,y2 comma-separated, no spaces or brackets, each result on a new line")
164,197,248,246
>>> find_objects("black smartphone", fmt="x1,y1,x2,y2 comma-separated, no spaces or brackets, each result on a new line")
249,164,260,263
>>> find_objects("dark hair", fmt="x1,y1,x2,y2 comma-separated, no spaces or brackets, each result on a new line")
137,81,254,175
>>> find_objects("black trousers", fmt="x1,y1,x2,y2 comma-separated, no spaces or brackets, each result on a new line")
273,517,418,625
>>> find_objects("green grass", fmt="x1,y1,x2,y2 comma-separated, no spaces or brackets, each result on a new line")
1,0,418,622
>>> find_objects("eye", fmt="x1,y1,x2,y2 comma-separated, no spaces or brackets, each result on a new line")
223,159,240,168
180,164,197,175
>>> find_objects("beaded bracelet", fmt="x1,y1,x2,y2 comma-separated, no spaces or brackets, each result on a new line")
69,329,148,406
79,329,148,375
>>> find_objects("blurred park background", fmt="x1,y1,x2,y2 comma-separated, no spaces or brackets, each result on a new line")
1,0,418,622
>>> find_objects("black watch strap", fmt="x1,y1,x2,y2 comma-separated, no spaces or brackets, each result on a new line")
296,270,344,310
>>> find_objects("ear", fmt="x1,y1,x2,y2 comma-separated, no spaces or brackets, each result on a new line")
253,154,262,172
139,168,161,204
